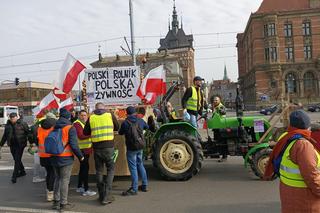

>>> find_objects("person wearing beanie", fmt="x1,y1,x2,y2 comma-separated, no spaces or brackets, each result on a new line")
118,106,149,196
181,76,204,128
265,110,320,213
83,102,119,205
51,108,84,211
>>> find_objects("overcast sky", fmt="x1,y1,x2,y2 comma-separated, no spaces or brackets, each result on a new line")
0,0,263,86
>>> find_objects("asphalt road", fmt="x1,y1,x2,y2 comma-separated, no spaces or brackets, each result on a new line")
0,111,319,213
0,146,280,213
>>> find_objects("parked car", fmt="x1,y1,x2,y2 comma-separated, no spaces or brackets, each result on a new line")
307,103,320,112
260,104,279,115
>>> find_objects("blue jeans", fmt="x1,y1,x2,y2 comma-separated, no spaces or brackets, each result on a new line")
189,114,198,128
126,150,148,192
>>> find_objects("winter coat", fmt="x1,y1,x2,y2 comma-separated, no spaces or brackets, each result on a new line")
83,109,119,149
118,115,149,151
50,117,83,167
0,119,30,148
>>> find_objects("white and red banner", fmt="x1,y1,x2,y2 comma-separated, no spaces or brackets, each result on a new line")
59,97,74,111
32,92,59,117
55,53,86,94
136,65,166,104
85,66,141,106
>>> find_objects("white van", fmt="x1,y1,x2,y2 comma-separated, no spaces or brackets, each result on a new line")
0,106,19,126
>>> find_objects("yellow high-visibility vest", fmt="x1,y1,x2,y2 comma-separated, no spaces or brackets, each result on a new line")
73,119,92,149
89,113,114,143
280,139,320,188
186,86,201,111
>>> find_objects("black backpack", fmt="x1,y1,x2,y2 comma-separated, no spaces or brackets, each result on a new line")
126,119,145,150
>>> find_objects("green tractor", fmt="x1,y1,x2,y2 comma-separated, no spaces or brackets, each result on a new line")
145,82,274,181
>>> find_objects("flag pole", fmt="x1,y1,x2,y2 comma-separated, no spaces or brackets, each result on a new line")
129,0,136,66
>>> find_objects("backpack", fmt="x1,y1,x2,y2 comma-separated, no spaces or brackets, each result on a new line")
44,128,66,155
126,119,145,150
273,134,302,177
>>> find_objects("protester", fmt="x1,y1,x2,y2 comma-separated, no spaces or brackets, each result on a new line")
70,109,78,123
73,110,96,196
35,112,57,201
181,76,204,127
0,112,31,184
51,108,84,211
119,106,149,195
264,110,320,213
84,103,119,205
211,95,226,116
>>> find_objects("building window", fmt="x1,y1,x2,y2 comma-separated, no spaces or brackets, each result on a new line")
304,45,312,59
302,21,311,36
264,23,276,37
265,47,278,62
285,47,294,61
284,23,292,37
304,72,316,94
285,73,297,93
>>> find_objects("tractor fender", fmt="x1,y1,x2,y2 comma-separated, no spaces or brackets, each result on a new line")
244,143,270,168
154,122,198,140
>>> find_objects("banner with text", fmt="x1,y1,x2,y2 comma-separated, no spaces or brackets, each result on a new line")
85,66,141,106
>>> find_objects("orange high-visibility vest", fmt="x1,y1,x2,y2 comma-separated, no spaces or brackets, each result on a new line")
55,125,73,157
37,127,54,158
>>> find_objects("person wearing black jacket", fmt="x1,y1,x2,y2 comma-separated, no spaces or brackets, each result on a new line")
181,76,204,128
119,106,149,196
0,112,31,183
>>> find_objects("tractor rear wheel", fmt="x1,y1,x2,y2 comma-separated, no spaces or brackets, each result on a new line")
154,129,203,181
251,148,272,179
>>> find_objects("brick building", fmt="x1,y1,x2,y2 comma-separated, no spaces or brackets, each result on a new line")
237,0,320,109
0,81,53,116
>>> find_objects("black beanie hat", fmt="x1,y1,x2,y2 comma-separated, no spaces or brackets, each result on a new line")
59,108,71,120
290,110,311,129
126,106,136,115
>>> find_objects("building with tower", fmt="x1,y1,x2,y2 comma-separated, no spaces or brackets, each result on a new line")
237,0,320,109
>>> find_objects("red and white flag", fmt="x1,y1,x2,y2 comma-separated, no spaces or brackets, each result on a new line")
32,91,59,117
55,53,86,94
59,97,74,111
137,65,166,104
53,87,68,101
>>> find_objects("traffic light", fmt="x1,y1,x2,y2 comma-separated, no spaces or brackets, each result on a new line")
15,77,19,86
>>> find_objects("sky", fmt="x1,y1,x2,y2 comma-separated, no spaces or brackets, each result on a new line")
0,0,263,86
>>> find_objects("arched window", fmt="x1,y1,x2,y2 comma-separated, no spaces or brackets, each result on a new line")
285,73,297,93
304,72,316,93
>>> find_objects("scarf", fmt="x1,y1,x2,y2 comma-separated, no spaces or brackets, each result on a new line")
263,126,318,180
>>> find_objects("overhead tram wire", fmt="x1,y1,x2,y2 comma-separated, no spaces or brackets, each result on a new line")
0,31,240,59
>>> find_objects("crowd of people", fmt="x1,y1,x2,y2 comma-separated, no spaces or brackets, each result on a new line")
0,103,150,211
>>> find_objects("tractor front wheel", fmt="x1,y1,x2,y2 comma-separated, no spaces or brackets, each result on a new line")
251,148,272,179
154,130,203,181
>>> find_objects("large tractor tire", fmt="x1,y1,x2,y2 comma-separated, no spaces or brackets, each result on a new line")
251,148,272,179
154,129,203,181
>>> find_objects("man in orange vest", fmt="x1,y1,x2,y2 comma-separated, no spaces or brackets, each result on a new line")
51,108,84,211
35,112,57,201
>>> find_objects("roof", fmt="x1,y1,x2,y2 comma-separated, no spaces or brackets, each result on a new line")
256,0,310,13
158,28,193,51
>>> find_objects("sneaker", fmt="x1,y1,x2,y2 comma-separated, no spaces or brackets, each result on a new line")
218,157,227,163
82,190,97,196
52,201,60,210
138,185,148,192
33,177,46,183
76,187,85,193
60,203,75,211
122,187,137,196
47,190,54,202
100,195,115,205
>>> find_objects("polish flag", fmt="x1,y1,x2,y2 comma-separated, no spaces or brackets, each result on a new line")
56,53,86,94
53,87,68,101
32,91,59,117
59,97,74,111
137,65,166,104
